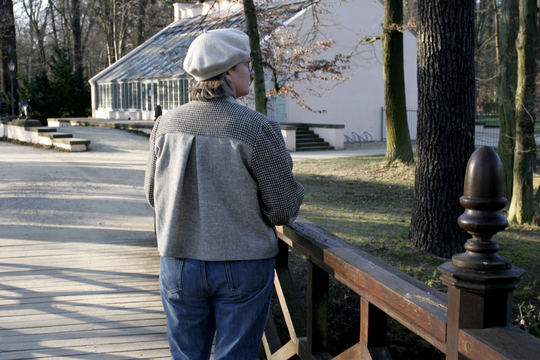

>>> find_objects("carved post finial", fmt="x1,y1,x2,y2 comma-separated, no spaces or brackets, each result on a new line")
452,146,512,270
438,146,525,358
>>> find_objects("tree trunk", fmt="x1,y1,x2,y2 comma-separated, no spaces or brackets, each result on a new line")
71,0,83,70
409,0,476,258
507,0,537,224
243,0,266,114
137,0,149,46
497,0,519,201
22,0,48,72
48,2,59,48
0,0,18,96
383,0,414,164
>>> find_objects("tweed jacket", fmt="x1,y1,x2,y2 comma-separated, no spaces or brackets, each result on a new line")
144,97,304,261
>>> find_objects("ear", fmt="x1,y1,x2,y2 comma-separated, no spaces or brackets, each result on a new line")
225,68,233,80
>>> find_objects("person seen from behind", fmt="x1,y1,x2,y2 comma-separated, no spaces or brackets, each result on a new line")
144,28,305,360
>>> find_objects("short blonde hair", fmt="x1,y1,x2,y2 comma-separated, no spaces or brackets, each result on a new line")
189,72,235,101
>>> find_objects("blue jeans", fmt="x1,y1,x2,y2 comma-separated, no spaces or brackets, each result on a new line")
159,256,275,360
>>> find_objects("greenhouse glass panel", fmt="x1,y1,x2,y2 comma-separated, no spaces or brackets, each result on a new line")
128,83,133,109
98,85,102,108
142,84,146,111
159,81,163,106
174,80,179,108
164,81,169,110
136,82,141,109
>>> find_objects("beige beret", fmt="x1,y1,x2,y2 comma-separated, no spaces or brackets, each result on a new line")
184,29,251,81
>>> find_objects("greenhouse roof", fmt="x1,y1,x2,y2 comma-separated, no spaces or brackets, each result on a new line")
91,0,314,84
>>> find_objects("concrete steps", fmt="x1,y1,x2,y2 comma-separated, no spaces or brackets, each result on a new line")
27,127,58,133
295,126,334,151
38,132,75,139
52,137,91,152
1,119,91,152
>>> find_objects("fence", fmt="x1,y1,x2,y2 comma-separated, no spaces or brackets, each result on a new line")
262,146,540,360
380,110,540,148
381,107,418,141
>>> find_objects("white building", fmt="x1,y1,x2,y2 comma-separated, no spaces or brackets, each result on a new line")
89,0,418,143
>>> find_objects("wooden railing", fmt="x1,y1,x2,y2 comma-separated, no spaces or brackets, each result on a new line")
263,146,540,360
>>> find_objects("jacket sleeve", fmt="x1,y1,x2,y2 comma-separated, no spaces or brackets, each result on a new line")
251,120,305,225
144,117,162,209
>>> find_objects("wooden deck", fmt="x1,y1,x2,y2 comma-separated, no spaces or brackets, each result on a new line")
0,134,171,359
0,236,171,359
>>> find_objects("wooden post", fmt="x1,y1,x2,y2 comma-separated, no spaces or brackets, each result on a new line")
438,146,525,359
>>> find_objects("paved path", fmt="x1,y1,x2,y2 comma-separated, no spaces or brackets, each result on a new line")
0,126,390,359
0,127,169,359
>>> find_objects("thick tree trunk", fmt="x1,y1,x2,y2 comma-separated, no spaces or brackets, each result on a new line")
243,0,266,114
507,0,537,224
383,0,413,164
409,0,476,258
497,0,519,201
71,0,83,70
0,0,17,95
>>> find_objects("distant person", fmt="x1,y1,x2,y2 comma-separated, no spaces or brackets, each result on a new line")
144,29,304,360
154,104,162,121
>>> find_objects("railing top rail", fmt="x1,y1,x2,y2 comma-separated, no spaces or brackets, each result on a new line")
276,220,449,352
276,219,540,359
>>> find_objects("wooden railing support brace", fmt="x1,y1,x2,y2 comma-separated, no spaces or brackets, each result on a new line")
307,260,329,354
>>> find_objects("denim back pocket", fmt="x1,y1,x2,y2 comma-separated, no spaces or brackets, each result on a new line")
224,258,274,295
159,257,184,294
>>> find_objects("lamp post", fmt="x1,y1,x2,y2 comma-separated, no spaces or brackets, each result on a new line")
8,60,15,116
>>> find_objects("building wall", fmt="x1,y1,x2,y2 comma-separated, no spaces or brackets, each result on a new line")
274,0,418,141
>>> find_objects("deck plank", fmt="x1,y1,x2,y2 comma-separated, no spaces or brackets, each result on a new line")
0,236,172,359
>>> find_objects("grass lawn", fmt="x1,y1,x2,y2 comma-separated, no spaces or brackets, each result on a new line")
291,154,540,357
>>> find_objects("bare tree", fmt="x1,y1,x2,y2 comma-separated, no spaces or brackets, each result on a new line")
71,0,82,69
20,0,49,72
0,0,18,96
256,2,352,113
242,0,266,114
92,0,133,66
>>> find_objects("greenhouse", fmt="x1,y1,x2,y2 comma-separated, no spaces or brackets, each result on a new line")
89,0,310,121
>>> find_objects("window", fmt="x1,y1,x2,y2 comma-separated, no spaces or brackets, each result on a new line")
148,83,153,111
136,82,141,109
123,83,127,109
128,83,133,109
113,84,118,109
98,85,102,108
164,80,169,110
153,83,158,110
142,84,146,111
107,84,111,108
179,80,185,105
159,81,163,106
174,80,179,108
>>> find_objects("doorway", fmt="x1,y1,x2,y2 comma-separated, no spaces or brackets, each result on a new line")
142,81,158,120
